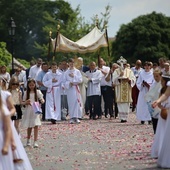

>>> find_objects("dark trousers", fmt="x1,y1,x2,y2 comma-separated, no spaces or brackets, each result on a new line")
88,95,101,119
113,88,118,118
85,88,89,113
101,86,114,117
152,117,158,134
41,90,47,120
132,84,139,109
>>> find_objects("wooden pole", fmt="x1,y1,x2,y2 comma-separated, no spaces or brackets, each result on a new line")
95,15,101,68
53,23,60,61
48,31,52,59
105,25,111,64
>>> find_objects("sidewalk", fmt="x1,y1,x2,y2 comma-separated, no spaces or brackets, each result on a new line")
21,112,160,170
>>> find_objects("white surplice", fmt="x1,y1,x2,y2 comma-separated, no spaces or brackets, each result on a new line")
43,70,63,120
112,67,136,120
63,68,83,119
85,69,102,96
136,70,154,121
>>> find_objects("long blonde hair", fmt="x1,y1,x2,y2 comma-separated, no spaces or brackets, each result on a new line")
8,77,20,92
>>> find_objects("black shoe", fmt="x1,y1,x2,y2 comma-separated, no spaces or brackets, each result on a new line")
148,121,152,125
86,112,89,115
121,120,127,123
97,116,102,119
141,121,145,124
51,119,56,124
105,114,108,118
132,106,135,112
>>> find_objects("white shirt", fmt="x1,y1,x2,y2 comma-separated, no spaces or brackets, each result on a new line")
100,66,110,86
86,69,102,96
29,65,42,80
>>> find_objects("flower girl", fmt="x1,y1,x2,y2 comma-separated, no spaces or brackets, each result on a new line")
22,79,44,148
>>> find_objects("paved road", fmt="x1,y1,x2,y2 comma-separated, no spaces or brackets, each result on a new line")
21,112,160,170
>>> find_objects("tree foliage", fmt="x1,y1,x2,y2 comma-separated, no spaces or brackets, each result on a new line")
0,0,80,61
0,42,11,68
0,0,111,65
111,12,170,64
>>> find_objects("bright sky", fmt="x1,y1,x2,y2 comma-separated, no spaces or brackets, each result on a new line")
65,0,170,37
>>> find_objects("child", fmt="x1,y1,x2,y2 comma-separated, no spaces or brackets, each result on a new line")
43,62,63,124
152,78,170,168
0,76,33,169
21,79,44,148
145,69,162,133
151,75,170,158
8,77,23,134
0,101,14,169
63,58,83,124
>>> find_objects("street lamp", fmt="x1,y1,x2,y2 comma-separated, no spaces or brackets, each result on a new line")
8,17,16,74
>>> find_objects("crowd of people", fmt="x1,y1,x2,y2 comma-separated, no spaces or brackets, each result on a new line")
0,56,170,169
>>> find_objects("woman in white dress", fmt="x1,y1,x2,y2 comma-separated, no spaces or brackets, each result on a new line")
152,80,170,168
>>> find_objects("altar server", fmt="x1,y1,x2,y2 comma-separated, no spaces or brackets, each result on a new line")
43,62,63,124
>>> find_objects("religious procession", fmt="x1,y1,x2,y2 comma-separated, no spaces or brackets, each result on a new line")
0,54,170,169
0,4,170,169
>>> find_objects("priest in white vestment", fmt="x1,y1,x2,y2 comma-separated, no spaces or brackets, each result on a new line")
136,61,154,124
63,58,83,124
74,57,89,117
112,56,136,122
43,62,63,124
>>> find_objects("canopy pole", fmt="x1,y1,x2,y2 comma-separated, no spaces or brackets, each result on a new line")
105,25,110,63
48,31,52,59
95,14,99,28
105,24,112,68
53,22,60,61
96,15,101,68
97,50,101,68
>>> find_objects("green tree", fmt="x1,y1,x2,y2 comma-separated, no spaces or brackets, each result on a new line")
0,42,29,70
0,42,11,69
0,0,80,61
111,12,170,64
0,0,112,65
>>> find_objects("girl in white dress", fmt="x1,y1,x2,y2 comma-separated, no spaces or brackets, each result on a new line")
0,102,14,170
22,79,44,148
0,76,33,170
8,77,23,134
151,75,169,158
152,80,170,168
